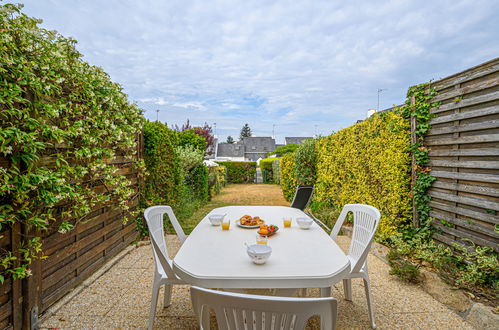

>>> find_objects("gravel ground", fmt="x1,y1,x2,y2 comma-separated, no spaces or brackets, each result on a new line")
40,235,475,329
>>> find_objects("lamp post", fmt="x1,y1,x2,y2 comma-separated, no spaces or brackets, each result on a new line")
377,89,386,111
272,124,276,140
156,109,160,121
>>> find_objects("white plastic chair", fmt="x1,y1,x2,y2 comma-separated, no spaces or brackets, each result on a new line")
144,206,187,330
191,286,338,330
329,204,380,329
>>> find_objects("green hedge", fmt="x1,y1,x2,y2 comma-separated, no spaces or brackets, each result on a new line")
209,166,227,197
314,110,411,241
272,159,281,184
280,154,297,201
215,161,256,183
260,157,278,183
140,121,211,236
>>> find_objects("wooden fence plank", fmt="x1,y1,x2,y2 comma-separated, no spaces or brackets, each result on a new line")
429,200,499,225
431,170,499,183
429,189,499,211
429,159,499,169
429,103,499,125
430,210,498,239
428,120,499,136
426,134,499,146
429,148,499,157
431,180,499,197
432,90,499,114
431,221,499,251
432,76,499,103
433,59,499,91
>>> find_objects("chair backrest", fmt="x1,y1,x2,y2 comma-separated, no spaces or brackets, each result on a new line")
144,206,185,279
191,286,337,330
330,204,380,273
290,185,314,211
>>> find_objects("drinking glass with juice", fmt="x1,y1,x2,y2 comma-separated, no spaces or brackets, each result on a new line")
221,219,230,230
256,235,268,245
283,217,292,227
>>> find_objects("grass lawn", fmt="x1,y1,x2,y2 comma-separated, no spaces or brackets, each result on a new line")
181,184,288,233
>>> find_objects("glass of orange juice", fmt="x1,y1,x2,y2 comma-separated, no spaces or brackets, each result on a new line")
283,217,292,228
221,218,230,230
256,235,268,245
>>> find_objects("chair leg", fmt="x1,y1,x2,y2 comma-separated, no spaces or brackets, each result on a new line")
163,283,172,307
343,279,352,301
148,280,161,330
363,277,376,329
320,287,330,297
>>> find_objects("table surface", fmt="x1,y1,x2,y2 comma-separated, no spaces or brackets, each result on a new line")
173,206,351,289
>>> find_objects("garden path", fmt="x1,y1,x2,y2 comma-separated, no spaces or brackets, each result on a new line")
40,184,475,329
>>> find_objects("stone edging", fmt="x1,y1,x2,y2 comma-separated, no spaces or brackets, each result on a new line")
341,226,498,330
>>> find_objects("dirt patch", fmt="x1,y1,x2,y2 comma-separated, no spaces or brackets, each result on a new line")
181,184,288,233
213,184,288,205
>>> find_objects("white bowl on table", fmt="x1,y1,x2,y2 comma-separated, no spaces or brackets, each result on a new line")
208,214,225,226
296,217,313,229
246,244,272,264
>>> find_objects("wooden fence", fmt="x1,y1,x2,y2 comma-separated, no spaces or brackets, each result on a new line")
422,58,499,251
0,133,142,329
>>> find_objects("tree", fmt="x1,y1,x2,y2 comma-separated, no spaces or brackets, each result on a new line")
174,120,215,155
268,144,300,157
239,123,252,140
193,123,215,155
226,136,234,144
176,129,207,152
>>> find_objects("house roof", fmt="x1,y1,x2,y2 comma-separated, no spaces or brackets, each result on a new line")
216,143,244,157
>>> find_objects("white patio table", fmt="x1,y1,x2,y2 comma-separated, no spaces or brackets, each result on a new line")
173,206,350,293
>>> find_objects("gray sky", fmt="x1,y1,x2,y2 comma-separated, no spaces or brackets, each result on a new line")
19,0,499,143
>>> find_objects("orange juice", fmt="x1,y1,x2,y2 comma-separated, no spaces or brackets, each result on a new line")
256,235,268,245
221,220,230,230
283,218,292,227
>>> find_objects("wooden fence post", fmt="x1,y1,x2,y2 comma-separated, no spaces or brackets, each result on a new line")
21,225,41,330
410,96,419,228
11,222,22,330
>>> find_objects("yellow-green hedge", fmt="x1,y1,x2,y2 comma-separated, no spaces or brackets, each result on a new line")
280,153,297,201
315,110,412,240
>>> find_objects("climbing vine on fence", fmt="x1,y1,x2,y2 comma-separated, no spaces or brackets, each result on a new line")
404,83,441,226
0,4,144,283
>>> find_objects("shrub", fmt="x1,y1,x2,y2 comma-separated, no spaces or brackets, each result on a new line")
139,121,181,235
214,161,256,183
0,3,144,280
260,157,278,184
184,164,209,203
177,129,207,152
268,144,299,157
293,139,317,186
272,159,281,184
387,250,423,283
280,154,297,201
176,145,204,172
208,166,226,197
259,158,277,171
314,110,412,241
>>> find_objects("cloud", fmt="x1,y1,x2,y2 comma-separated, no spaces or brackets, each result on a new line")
20,0,499,142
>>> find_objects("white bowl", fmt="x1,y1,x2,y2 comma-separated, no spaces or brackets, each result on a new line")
209,214,225,226
296,217,313,229
246,244,272,264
